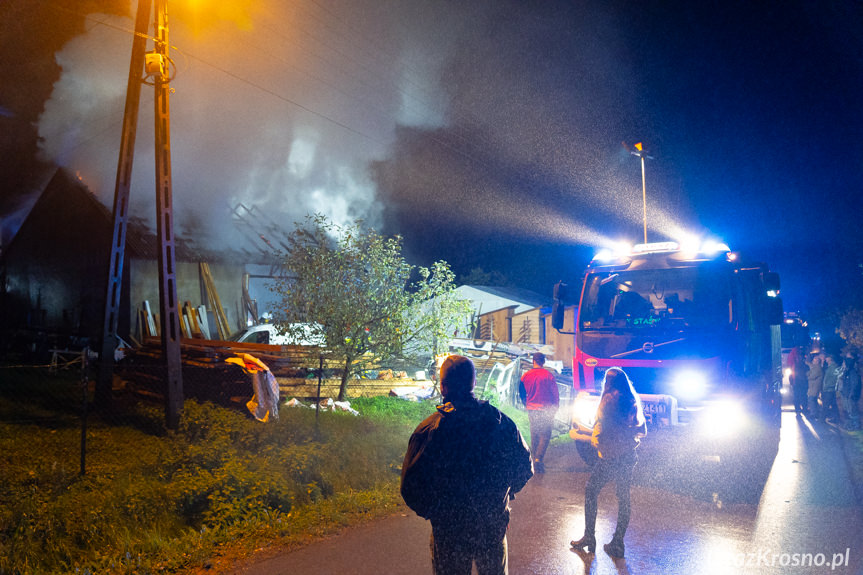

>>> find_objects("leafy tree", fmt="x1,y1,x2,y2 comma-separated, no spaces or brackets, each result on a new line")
406,261,474,360
459,266,511,287
838,307,863,353
272,215,470,401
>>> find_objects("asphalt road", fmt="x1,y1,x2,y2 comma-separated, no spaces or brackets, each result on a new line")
227,410,863,574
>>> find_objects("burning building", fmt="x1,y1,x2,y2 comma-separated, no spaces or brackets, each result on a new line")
0,168,276,357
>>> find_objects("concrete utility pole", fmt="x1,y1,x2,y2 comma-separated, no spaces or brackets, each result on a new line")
630,142,652,244
99,0,183,428
97,0,152,409
153,0,184,430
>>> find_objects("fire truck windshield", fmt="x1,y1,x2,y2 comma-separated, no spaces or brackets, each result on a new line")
579,267,732,332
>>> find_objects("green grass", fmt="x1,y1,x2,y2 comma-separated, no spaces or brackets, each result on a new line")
0,370,441,575
0,368,539,575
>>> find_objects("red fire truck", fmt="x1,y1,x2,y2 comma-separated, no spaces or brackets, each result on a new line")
552,240,784,467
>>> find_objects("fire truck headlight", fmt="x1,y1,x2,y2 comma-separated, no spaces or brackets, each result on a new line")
571,394,601,430
702,400,747,437
672,370,708,401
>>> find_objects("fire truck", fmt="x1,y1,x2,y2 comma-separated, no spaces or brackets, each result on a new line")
552,240,784,467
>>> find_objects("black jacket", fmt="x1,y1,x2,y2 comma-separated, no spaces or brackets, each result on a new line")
401,397,533,531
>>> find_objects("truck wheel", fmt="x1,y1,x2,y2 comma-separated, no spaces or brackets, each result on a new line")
576,441,599,467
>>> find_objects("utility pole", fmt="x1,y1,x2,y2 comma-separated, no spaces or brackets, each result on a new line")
97,0,152,409
153,0,184,430
630,142,652,244
99,0,183,429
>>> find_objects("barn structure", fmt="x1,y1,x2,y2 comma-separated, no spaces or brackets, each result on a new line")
0,169,276,357
451,284,577,363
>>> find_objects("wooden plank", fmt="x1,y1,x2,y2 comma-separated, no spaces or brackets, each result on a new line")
200,262,231,340
196,305,212,339
137,308,147,339
180,310,190,338
184,301,204,338
143,300,157,337
277,378,421,399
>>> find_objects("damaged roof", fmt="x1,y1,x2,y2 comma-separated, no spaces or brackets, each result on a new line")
3,168,278,265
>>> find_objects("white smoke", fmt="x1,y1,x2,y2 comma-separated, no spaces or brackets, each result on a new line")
36,1,457,249
36,0,694,258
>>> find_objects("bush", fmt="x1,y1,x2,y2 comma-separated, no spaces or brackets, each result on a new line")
0,390,433,574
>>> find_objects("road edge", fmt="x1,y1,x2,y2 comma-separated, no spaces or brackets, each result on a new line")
836,424,863,507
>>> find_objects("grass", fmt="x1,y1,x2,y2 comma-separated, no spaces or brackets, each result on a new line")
0,366,542,575
0,368,442,575
840,427,863,506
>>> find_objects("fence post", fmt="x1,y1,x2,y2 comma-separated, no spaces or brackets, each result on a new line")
315,355,323,432
80,347,90,476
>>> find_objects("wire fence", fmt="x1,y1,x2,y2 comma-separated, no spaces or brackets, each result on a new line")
1,348,91,475
0,338,440,476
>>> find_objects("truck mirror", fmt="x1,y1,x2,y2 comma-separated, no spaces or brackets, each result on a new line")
768,297,783,325
553,281,569,302
552,300,565,330
764,272,780,294
552,281,568,330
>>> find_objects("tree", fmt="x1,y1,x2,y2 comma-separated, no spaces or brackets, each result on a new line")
405,261,474,361
838,307,863,354
272,215,470,401
459,266,511,287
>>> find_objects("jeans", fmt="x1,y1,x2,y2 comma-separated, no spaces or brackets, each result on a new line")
793,382,808,413
841,395,860,430
431,524,508,575
528,408,555,465
584,450,636,540
822,390,839,420
807,395,820,419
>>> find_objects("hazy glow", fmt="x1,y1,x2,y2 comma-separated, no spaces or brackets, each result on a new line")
177,0,259,36
702,400,747,437
677,232,701,255
672,370,708,400
287,136,317,178
571,393,600,428
34,2,699,258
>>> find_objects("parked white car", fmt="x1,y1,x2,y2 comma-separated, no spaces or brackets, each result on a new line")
228,323,324,346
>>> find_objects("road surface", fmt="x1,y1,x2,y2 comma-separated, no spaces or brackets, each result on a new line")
227,410,863,574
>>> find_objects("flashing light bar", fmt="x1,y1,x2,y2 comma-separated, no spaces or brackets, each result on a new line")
593,238,731,262
632,241,679,253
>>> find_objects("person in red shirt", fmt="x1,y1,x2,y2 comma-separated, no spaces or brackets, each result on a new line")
519,352,559,473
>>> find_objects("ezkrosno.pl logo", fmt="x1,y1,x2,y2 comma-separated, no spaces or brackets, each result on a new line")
714,548,851,570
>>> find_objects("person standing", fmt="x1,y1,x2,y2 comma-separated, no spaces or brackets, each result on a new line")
821,354,842,423
401,355,534,575
519,352,560,473
570,367,646,559
789,345,808,415
806,352,825,421
838,354,861,431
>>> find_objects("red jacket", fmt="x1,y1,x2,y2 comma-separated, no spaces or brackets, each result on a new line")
520,367,559,410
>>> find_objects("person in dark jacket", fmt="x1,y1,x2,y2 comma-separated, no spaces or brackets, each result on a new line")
571,367,646,559
806,352,825,421
822,354,842,423
839,354,861,430
401,355,534,575
789,345,809,415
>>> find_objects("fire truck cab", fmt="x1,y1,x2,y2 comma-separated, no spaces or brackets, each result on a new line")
553,240,784,466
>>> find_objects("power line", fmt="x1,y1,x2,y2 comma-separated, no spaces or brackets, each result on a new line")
40,2,506,186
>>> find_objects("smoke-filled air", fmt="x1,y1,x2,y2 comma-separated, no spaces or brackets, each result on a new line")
33,0,694,259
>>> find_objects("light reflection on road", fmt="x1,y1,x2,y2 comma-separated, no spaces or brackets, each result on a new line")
508,410,863,575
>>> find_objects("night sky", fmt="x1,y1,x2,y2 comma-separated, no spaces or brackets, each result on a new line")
1,0,861,331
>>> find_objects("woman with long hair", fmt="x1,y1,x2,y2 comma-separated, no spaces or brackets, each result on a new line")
570,367,646,558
